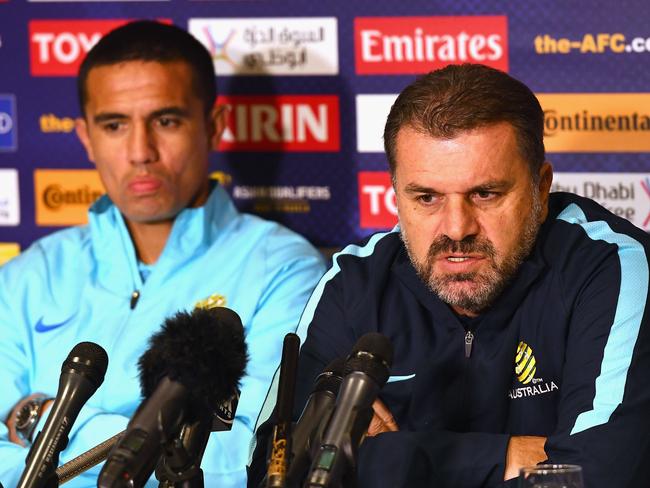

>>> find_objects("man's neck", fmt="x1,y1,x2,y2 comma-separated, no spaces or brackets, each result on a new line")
126,219,174,265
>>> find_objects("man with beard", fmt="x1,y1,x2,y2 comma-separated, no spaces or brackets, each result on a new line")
249,64,650,487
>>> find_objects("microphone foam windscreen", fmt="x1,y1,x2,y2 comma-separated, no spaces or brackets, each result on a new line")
138,307,248,409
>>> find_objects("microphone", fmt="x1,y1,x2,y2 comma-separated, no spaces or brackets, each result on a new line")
265,333,301,488
17,341,109,488
305,333,393,488
98,307,247,488
285,358,345,487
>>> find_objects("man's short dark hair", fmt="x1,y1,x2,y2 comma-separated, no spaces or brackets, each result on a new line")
78,20,216,115
383,63,545,181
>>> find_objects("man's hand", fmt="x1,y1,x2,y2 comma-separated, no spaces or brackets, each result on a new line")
504,435,548,480
367,399,399,437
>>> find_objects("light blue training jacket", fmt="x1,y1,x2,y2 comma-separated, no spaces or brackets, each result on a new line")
0,184,325,487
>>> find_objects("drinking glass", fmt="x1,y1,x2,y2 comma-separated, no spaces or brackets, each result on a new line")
518,464,583,488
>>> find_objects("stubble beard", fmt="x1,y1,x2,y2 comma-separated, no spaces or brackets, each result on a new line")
401,191,543,315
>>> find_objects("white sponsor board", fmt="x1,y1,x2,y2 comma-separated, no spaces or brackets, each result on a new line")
189,17,338,76
553,172,650,230
356,94,397,152
0,169,20,226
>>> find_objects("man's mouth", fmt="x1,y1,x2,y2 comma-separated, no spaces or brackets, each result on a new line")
129,176,162,194
447,256,471,262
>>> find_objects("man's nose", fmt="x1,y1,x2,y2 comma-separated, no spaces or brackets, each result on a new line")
127,123,157,165
440,197,480,243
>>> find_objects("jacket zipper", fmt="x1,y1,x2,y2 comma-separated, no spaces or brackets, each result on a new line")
464,330,475,358
130,290,141,309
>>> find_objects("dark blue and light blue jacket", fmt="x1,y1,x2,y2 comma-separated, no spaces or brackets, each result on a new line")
251,192,650,487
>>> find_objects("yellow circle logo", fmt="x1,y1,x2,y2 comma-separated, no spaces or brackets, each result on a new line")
515,341,537,385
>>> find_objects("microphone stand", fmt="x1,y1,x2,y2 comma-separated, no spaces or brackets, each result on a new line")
155,415,212,488
156,392,238,488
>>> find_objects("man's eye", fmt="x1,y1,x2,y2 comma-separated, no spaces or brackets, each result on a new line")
157,117,180,128
102,122,123,132
474,191,498,200
417,194,437,205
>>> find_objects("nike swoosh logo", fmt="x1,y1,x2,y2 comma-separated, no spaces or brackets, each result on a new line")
387,373,416,383
34,316,75,333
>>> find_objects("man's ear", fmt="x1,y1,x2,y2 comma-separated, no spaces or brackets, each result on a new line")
537,161,553,218
538,161,553,195
75,117,95,164
209,104,228,150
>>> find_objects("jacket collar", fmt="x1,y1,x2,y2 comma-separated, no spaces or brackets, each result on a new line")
88,183,237,295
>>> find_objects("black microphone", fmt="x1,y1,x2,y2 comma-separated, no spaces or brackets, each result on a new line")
266,333,301,488
17,341,109,488
285,358,345,487
98,307,247,488
305,333,393,488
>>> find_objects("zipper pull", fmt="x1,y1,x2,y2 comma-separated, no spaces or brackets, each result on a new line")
130,290,140,310
464,330,474,358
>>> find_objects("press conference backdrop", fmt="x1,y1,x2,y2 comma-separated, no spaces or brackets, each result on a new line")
1,1,650,264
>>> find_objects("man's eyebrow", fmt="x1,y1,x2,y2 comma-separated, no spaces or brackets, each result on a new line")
92,107,190,125
149,106,190,119
93,112,127,124
404,183,438,194
468,180,513,192
403,180,513,194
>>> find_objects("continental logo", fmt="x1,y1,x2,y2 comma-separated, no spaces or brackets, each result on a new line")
34,169,104,226
515,341,536,385
538,94,650,152
535,33,650,54
0,243,20,266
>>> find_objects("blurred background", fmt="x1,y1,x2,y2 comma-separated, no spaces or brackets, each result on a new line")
1,0,649,262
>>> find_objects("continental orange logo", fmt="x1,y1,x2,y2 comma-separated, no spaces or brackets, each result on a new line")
538,94,650,152
34,169,104,226
0,243,20,265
